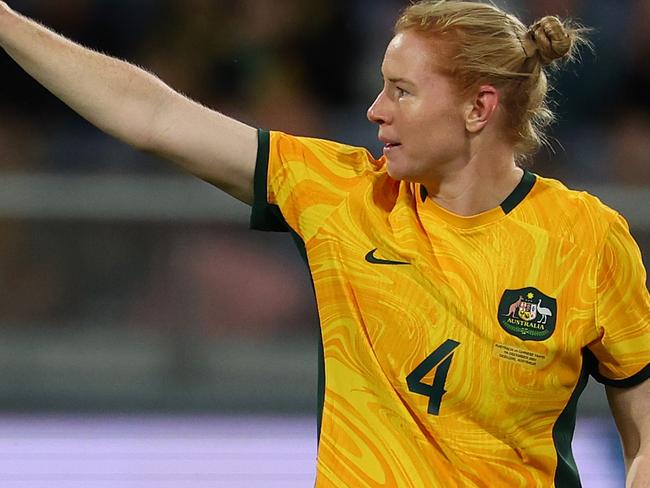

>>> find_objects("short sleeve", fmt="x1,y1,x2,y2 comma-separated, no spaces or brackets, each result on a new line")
588,213,650,387
250,129,380,240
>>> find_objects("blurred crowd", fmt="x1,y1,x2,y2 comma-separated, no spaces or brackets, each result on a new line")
0,0,647,337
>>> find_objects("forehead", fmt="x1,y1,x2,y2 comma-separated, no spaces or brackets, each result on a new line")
382,31,441,79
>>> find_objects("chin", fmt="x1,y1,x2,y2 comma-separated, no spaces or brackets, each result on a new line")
385,158,404,180
386,158,417,183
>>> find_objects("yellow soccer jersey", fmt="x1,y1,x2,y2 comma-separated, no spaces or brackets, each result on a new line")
250,130,650,487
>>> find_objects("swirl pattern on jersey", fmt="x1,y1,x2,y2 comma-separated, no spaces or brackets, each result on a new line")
252,130,650,487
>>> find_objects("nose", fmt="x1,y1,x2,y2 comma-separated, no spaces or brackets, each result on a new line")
367,90,390,125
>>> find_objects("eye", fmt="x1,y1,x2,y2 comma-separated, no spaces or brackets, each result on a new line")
396,86,409,98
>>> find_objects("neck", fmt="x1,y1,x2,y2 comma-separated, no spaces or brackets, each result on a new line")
422,143,523,216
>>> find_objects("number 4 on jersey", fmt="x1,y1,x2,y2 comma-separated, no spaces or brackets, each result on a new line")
406,339,460,416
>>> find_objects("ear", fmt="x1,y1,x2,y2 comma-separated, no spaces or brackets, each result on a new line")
465,85,499,133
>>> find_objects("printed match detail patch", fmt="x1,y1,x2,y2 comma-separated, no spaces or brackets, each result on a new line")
497,288,557,341
492,343,549,368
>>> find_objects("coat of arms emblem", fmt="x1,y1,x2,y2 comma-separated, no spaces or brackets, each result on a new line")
498,288,557,341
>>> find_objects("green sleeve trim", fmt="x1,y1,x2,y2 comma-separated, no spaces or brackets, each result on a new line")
248,133,323,439
250,129,290,232
591,362,650,388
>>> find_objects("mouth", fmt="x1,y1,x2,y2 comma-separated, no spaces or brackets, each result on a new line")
382,141,402,156
379,136,402,152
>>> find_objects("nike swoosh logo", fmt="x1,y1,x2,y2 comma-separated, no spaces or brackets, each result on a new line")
365,249,410,266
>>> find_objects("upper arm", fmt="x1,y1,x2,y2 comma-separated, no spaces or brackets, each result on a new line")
606,379,650,467
587,214,650,383
146,89,258,205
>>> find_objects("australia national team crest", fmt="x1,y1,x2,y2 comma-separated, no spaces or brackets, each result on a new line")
497,288,557,341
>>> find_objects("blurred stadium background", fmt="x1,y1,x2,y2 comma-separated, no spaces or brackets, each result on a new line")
0,0,647,485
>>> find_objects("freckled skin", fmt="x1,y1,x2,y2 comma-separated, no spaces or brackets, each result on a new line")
367,31,470,183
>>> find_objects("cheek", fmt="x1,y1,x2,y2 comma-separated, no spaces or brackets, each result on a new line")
403,119,466,169
410,115,463,151
421,107,466,145
409,98,463,131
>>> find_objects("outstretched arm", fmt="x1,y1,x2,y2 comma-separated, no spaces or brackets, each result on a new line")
606,379,650,488
0,2,257,204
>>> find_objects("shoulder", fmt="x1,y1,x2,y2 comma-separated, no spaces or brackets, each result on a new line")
526,174,625,246
268,130,385,175
532,175,618,218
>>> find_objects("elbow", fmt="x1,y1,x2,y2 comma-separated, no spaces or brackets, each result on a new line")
116,74,176,154
622,433,643,472
626,450,649,487
133,86,180,155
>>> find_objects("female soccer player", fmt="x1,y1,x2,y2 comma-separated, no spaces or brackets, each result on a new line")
1,0,648,486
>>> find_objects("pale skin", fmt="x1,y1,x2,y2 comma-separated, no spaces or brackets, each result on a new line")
366,31,524,216
0,2,258,204
608,382,650,488
0,3,647,485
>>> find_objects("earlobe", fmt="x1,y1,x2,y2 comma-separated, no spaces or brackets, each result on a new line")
466,85,499,133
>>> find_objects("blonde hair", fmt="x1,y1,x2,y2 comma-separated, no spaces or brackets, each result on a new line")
395,0,590,159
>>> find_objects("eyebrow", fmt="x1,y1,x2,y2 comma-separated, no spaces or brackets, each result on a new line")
386,77,415,86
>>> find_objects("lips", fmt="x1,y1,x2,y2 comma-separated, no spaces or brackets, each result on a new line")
382,142,402,157
379,136,401,149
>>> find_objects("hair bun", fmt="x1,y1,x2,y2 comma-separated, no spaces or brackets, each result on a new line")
525,16,573,65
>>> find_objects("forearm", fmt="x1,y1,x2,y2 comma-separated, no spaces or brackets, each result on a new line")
0,2,258,202
0,3,170,150
627,451,649,488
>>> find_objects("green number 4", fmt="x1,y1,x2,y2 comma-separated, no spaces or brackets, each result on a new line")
406,339,460,415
